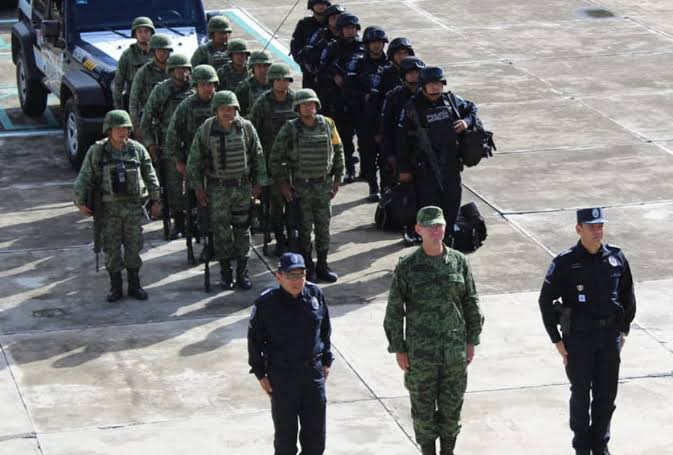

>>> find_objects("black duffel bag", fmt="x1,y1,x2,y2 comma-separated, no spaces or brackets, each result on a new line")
447,93,496,167
448,202,487,252
375,183,417,230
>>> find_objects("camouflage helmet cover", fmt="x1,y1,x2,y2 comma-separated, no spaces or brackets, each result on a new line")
208,16,233,35
248,50,274,68
226,39,251,56
103,110,133,134
149,33,173,51
211,90,240,112
166,53,192,72
292,88,321,111
267,62,294,81
191,64,219,86
131,17,155,37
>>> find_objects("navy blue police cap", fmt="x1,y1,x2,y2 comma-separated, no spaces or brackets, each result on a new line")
576,207,607,224
278,252,306,272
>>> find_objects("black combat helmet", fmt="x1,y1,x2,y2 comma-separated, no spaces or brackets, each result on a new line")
307,0,331,9
419,66,447,86
324,4,346,18
362,26,388,44
399,56,425,75
386,37,415,60
336,13,361,30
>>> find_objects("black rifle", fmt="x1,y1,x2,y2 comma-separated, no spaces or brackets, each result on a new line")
153,127,171,240
86,185,103,272
260,186,272,256
184,180,199,265
285,189,302,254
199,201,211,292
405,104,445,192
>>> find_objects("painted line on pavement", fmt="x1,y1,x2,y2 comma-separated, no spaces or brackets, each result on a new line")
221,8,300,72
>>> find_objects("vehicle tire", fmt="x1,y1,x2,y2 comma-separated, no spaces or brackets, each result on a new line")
63,98,97,169
16,44,48,117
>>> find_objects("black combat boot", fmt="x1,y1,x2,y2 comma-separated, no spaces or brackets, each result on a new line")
219,260,234,290
107,271,123,302
367,179,381,203
273,228,287,257
403,225,417,247
127,268,148,300
315,251,338,283
171,213,185,240
303,253,317,282
420,441,436,455
440,437,456,455
236,259,253,290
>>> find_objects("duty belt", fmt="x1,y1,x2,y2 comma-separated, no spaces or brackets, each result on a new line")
270,353,322,368
573,314,616,331
209,176,250,187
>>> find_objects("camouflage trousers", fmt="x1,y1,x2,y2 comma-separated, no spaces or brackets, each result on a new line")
101,200,145,273
405,343,468,446
294,179,332,255
209,183,252,262
162,156,185,214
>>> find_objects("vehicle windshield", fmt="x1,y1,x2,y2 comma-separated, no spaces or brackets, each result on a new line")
71,0,206,32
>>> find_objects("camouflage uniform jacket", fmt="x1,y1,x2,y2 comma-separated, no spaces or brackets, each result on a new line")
186,115,269,190
269,115,345,182
249,89,296,158
190,41,230,70
73,138,160,204
129,60,169,128
234,76,272,117
384,246,483,356
112,43,151,109
217,62,249,91
164,93,213,163
139,78,193,149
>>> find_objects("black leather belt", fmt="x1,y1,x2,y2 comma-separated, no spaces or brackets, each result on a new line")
573,314,616,331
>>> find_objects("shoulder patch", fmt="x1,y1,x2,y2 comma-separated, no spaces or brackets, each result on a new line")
605,243,621,252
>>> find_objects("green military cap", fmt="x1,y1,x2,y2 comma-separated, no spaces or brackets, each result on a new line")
226,39,251,56
267,62,294,81
248,50,273,68
149,33,173,51
131,17,155,36
208,16,233,35
211,90,240,112
292,88,321,111
166,53,192,72
191,64,219,86
416,206,446,227
103,110,133,134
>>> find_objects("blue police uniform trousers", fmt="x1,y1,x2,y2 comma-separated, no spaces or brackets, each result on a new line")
269,360,327,455
564,327,621,452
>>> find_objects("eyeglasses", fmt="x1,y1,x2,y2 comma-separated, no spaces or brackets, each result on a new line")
284,271,306,281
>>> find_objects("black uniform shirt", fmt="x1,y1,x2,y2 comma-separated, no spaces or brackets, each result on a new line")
291,16,323,64
248,283,334,379
538,242,637,343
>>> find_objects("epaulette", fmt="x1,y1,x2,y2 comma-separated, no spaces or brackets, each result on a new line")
605,243,621,252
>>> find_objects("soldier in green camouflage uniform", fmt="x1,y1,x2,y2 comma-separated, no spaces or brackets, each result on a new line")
234,50,273,117
384,206,484,455
217,39,251,91
139,54,193,238
74,111,161,302
190,16,232,71
165,65,218,181
250,63,297,255
270,88,344,283
113,17,154,110
129,34,173,138
187,91,269,290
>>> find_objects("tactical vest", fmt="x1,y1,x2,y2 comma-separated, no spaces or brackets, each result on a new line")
97,140,145,201
219,64,248,90
159,83,192,137
184,96,213,153
201,117,249,181
247,79,270,110
269,97,296,140
291,116,333,179
207,42,230,71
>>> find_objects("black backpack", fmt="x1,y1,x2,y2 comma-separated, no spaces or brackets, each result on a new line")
448,202,487,252
375,183,417,230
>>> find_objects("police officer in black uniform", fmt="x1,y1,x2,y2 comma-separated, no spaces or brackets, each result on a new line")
380,56,424,192
345,25,389,201
248,252,334,455
396,66,478,244
290,0,331,90
538,208,636,455
302,4,346,91
318,12,365,183
378,37,415,100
